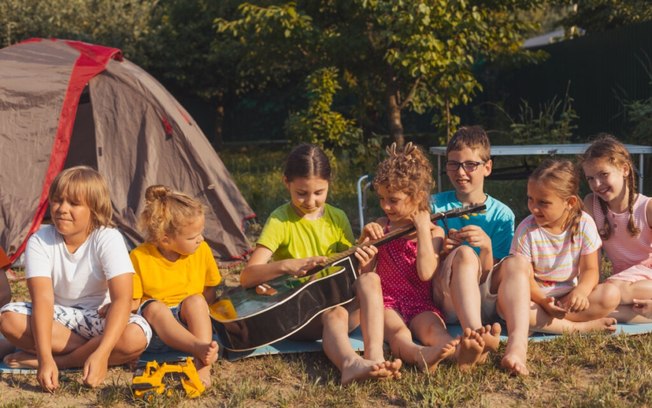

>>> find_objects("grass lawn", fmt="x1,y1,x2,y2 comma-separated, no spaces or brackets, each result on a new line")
2,146,651,407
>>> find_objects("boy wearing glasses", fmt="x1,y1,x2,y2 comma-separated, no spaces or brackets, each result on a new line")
431,126,531,376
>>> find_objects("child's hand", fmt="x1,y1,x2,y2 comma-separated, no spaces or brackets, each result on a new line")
633,299,652,318
558,289,590,313
541,297,567,319
360,222,384,241
410,210,432,231
287,256,327,277
37,357,59,392
97,303,110,318
354,239,378,272
456,225,491,251
441,228,462,256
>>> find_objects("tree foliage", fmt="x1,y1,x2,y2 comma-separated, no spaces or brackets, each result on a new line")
553,0,652,33
217,0,541,145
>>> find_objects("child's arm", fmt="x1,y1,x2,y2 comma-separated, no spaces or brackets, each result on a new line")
558,251,600,313
528,268,567,319
0,269,10,307
413,210,441,281
240,246,327,288
82,273,133,388
203,285,217,305
27,277,59,392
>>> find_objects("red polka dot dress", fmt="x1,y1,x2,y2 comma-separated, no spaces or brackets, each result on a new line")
376,225,442,323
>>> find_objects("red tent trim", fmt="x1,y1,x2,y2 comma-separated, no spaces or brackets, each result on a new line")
9,39,122,263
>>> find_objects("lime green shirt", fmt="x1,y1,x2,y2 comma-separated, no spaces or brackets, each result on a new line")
257,203,354,260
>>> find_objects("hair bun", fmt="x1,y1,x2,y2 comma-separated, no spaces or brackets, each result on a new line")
144,185,171,203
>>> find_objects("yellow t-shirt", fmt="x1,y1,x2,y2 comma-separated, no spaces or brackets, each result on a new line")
131,241,221,306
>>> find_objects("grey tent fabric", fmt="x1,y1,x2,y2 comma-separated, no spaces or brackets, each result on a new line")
0,39,254,262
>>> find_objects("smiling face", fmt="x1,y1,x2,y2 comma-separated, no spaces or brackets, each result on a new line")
285,176,329,219
50,195,93,249
582,158,629,208
376,184,418,226
527,180,576,234
445,147,492,203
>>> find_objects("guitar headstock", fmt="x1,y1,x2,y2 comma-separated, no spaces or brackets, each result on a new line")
431,203,487,222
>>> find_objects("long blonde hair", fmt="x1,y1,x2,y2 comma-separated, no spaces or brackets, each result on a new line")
138,185,204,243
373,142,434,212
580,134,639,239
529,159,583,240
49,166,114,232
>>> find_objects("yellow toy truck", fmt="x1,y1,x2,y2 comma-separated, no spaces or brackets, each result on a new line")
131,357,205,400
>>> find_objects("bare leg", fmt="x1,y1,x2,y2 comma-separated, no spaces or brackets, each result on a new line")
355,273,385,362
530,302,617,334
448,247,483,330
565,283,621,322
493,256,530,376
0,311,87,355
321,307,399,385
386,310,456,372
608,280,652,323
454,328,485,371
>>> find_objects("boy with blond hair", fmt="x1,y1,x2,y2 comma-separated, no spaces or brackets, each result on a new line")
431,126,531,375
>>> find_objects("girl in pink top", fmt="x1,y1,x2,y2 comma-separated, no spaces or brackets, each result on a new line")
581,134,652,322
512,159,620,334
360,143,488,372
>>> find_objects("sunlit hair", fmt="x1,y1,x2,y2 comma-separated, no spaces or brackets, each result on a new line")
48,166,113,231
373,142,434,212
284,143,331,182
138,185,205,243
580,133,639,239
446,125,491,162
529,159,583,241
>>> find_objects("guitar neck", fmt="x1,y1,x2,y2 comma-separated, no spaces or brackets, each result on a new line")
315,203,487,270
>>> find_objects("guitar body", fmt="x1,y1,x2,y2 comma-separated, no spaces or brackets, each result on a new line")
210,203,486,352
211,256,358,351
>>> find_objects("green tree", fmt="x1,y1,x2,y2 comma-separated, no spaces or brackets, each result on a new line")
552,0,652,33
217,0,541,145
0,0,157,57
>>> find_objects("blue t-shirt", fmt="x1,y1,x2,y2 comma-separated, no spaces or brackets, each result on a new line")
431,190,515,260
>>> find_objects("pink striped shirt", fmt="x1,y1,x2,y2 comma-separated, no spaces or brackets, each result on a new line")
592,194,652,273
511,212,602,297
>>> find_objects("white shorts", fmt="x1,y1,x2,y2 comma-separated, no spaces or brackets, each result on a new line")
0,301,152,345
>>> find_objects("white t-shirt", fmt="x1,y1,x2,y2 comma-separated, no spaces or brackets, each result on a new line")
25,225,134,309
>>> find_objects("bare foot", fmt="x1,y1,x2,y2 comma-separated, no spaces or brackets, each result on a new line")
0,338,15,360
416,338,458,373
455,328,485,372
195,361,212,388
476,323,502,364
341,356,397,385
3,350,38,368
573,317,618,333
501,343,529,376
194,340,219,366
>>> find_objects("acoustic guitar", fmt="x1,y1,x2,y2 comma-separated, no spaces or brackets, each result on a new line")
210,203,486,352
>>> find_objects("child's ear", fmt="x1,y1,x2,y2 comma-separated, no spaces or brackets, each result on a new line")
567,195,579,209
483,159,493,176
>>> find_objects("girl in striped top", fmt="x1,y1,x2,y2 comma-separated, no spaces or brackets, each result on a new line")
511,159,620,333
581,134,652,322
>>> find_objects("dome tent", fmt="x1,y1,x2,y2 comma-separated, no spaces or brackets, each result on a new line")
0,38,254,263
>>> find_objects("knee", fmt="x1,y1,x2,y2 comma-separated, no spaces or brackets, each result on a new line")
321,306,348,325
117,324,148,356
502,256,532,280
452,246,479,270
598,283,621,310
356,272,381,294
141,300,168,321
0,311,21,337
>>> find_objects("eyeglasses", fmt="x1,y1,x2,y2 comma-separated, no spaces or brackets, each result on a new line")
445,161,485,172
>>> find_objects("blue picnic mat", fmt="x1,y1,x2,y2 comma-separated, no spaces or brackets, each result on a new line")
2,323,652,372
